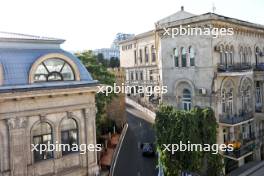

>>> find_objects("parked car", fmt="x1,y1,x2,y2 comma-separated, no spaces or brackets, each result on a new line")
141,143,155,157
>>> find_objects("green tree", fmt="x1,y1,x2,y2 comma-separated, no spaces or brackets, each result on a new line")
109,57,120,68
76,50,116,137
155,105,223,176
97,53,109,67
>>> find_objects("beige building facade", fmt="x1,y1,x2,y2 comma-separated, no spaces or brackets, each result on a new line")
120,7,264,174
120,31,160,110
0,32,99,176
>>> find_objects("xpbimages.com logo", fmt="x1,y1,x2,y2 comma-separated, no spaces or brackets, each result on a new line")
31,141,102,155
162,141,234,154
97,83,168,96
162,25,234,38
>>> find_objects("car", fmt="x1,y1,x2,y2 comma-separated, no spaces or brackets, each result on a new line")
141,143,155,157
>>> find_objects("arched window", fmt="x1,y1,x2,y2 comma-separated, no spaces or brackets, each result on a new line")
189,47,195,66
220,45,225,65
134,50,137,65
221,88,233,116
240,47,244,65
248,47,252,65
144,47,149,64
256,47,260,65
32,122,53,162
174,48,179,67
256,81,262,112
229,46,234,65
241,79,252,113
61,118,78,155
181,47,187,67
224,46,229,68
243,47,248,65
34,58,75,82
151,45,156,62
139,49,143,64
182,89,192,111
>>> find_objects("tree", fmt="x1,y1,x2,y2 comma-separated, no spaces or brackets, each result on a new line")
109,57,120,68
97,53,109,67
155,105,223,176
76,50,116,137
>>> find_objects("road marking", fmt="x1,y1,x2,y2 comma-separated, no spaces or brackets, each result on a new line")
137,171,141,176
139,122,142,127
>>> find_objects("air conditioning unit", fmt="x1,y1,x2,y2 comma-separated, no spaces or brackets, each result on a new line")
199,88,207,95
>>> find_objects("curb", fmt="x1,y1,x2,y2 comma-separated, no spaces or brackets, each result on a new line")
109,123,128,176
238,161,264,176
125,97,156,121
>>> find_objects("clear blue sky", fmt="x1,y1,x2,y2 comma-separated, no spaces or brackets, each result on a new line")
0,0,263,51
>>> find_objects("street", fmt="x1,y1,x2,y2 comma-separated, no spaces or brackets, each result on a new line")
114,105,158,176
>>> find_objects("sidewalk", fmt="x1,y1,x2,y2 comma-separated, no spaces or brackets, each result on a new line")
126,103,155,124
229,161,264,176
100,134,120,168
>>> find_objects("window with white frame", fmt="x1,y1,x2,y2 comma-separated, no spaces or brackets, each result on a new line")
182,89,192,111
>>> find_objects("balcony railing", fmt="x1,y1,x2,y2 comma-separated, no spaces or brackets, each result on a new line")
253,63,264,71
217,63,252,72
125,80,159,85
217,63,264,73
219,112,254,125
224,142,255,158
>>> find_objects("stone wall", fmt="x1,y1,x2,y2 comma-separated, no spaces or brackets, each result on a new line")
0,88,99,176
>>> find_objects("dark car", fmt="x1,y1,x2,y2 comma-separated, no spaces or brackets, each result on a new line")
141,143,155,157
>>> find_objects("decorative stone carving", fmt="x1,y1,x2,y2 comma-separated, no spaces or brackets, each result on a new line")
39,114,46,122
67,111,73,118
85,106,97,119
7,117,28,129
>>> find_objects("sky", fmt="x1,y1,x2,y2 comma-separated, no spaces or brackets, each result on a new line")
0,0,263,51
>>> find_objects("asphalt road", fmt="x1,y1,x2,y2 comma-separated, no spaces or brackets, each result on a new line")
114,105,158,176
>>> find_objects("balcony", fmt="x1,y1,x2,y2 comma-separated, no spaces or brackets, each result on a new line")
125,79,159,85
217,63,252,73
224,142,255,159
253,63,264,71
219,112,254,125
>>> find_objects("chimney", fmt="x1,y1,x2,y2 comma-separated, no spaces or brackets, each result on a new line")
181,6,184,11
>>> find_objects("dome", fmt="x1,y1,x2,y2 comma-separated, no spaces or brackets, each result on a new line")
0,48,96,91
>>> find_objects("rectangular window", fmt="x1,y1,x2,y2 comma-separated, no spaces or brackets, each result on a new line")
33,134,53,162
152,52,156,62
149,70,153,81
139,49,142,63
190,57,195,66
140,72,143,80
130,72,134,80
134,50,137,65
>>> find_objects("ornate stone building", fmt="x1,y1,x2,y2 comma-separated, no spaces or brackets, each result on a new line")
120,31,160,110
120,7,264,174
0,32,99,176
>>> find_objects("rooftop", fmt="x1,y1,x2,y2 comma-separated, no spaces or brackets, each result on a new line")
0,31,65,44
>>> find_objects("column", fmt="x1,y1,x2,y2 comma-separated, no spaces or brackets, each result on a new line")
7,117,28,176
84,107,99,176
